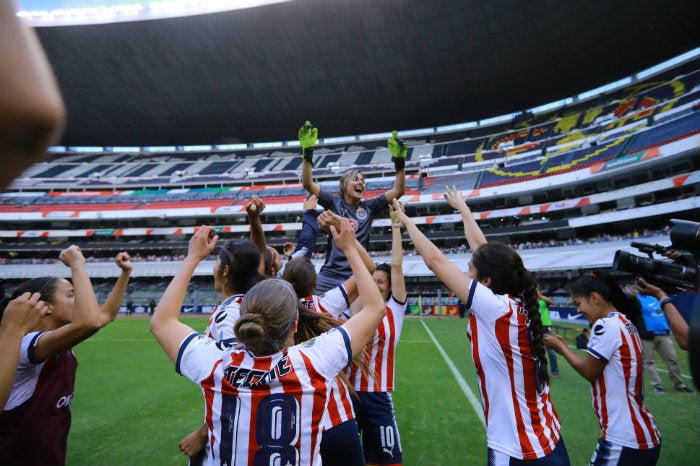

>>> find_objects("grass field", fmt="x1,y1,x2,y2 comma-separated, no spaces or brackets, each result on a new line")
66,316,699,465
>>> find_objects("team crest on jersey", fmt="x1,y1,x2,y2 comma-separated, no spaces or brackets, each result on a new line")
302,338,317,347
355,207,368,220
593,323,605,336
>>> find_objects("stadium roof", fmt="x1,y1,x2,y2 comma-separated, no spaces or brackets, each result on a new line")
33,0,700,146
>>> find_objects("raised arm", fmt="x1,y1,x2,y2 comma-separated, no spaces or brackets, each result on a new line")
335,218,386,357
389,205,406,303
543,333,605,382
33,246,102,361
0,292,47,407
383,131,407,203
635,277,689,350
444,185,486,250
150,226,219,363
299,121,321,196
0,0,66,190
98,252,133,326
247,195,266,255
392,198,472,302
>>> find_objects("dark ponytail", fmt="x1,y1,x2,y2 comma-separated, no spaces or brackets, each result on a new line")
472,242,549,385
569,270,636,317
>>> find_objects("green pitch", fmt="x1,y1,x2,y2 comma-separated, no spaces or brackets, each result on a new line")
66,317,699,465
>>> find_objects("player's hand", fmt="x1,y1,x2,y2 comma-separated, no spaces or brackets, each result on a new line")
246,195,265,216
391,198,411,227
282,242,295,256
1,292,48,333
634,277,665,300
114,252,133,273
188,226,218,261
318,210,344,233
303,193,318,211
298,120,318,163
388,130,407,172
389,204,404,230
179,427,208,458
330,217,355,252
542,332,566,354
443,185,470,216
59,245,86,269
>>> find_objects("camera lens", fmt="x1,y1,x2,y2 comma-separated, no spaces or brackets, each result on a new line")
670,219,700,254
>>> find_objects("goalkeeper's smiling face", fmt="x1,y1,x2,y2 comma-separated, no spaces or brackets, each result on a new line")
341,172,365,204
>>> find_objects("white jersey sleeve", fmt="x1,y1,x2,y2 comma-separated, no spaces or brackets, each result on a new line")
176,333,228,383
586,316,621,362
317,285,351,319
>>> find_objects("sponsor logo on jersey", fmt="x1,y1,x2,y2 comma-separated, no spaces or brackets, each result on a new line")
593,323,605,336
223,355,292,388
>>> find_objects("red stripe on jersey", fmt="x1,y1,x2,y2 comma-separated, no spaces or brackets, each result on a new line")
245,353,275,465
468,315,489,421
349,305,399,392
303,295,355,427
299,351,329,461
202,359,224,458
620,326,660,448
496,307,536,458
594,366,609,439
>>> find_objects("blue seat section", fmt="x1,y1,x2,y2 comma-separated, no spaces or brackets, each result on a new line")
160,163,193,176
281,157,303,171
32,164,74,178
355,151,375,166
315,153,341,169
423,171,481,193
625,111,700,154
199,161,238,175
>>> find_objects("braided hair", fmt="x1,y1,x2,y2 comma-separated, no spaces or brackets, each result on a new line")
472,242,549,385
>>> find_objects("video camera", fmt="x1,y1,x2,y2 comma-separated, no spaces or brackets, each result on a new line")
612,219,700,293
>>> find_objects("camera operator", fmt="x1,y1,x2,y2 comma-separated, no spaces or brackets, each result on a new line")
635,277,689,350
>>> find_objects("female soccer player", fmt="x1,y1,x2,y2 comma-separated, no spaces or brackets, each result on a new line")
544,271,661,466
299,121,407,293
178,238,265,461
150,222,386,466
347,205,407,466
0,247,132,466
391,190,570,465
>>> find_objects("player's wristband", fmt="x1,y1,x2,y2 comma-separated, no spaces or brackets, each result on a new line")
392,156,405,172
302,147,314,163
659,297,673,308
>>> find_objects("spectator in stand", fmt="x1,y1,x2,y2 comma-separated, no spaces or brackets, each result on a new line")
391,189,569,464
630,286,693,394
544,271,661,466
0,248,132,466
299,121,407,293
149,221,386,466
538,289,560,378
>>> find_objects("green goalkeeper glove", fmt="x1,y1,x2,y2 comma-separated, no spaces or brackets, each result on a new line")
298,120,318,163
388,130,407,172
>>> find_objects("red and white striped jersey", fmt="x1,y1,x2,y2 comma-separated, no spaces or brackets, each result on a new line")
204,294,244,348
586,312,661,449
299,283,350,322
347,296,406,392
300,285,355,429
465,280,563,460
177,327,353,466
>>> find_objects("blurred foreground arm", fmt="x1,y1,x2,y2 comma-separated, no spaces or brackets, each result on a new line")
0,0,66,189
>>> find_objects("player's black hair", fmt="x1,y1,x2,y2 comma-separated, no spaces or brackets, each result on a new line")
472,242,549,385
568,270,637,317
282,257,317,298
218,240,265,294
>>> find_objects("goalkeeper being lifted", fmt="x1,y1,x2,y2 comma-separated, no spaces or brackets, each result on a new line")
300,121,407,294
